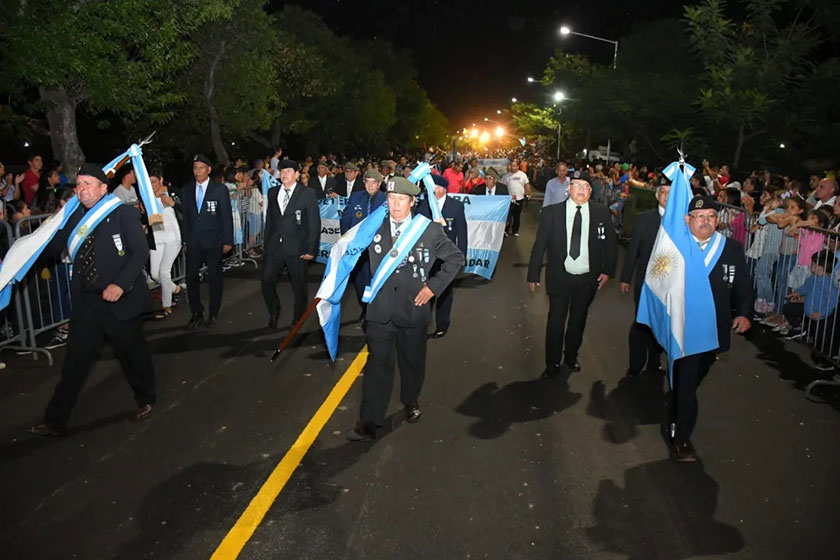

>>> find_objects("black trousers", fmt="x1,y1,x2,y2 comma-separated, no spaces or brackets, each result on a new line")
672,351,716,443
186,244,224,317
361,320,427,426
44,296,155,429
262,250,308,323
508,201,523,234
434,283,455,331
545,272,598,367
629,288,662,372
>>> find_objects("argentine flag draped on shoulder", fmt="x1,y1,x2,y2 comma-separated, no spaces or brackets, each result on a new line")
636,156,726,383
0,135,161,312
316,174,440,361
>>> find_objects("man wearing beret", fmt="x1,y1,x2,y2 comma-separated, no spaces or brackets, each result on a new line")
528,176,618,377
263,159,321,328
668,194,752,462
31,164,156,436
181,154,233,329
471,168,509,196
330,162,364,198
340,169,388,322
380,160,395,184
307,160,334,200
416,173,468,338
347,177,464,441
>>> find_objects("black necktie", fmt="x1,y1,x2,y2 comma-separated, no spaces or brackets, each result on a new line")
570,205,582,260
79,235,98,289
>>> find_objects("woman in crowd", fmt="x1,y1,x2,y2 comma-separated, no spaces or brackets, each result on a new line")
148,170,182,320
0,161,23,202
463,166,484,193
35,166,61,212
7,199,31,234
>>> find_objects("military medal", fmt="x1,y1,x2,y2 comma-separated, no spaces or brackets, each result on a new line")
374,244,382,254
408,255,415,263
412,264,418,278
389,248,399,258
77,225,89,237
112,234,124,256
373,234,381,243
355,211,363,218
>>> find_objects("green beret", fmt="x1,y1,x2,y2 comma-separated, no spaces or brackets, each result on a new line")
364,169,384,181
380,159,393,170
344,162,359,171
385,176,420,196
484,167,500,180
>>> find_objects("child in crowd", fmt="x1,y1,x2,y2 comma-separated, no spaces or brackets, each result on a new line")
775,250,839,337
761,195,806,326
717,187,747,245
749,189,784,314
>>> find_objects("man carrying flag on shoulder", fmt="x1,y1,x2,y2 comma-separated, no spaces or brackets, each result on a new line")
31,164,156,436
637,158,752,463
346,176,464,441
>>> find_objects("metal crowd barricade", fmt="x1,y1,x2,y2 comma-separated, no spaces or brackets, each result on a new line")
223,186,262,271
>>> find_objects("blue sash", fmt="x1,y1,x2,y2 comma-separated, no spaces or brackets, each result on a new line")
67,194,124,261
362,214,432,303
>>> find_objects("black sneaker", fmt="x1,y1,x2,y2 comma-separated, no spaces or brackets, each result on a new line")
44,335,68,350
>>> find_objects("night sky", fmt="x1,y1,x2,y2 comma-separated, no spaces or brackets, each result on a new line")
270,0,684,129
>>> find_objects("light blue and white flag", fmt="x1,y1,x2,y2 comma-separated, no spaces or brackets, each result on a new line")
407,163,442,222
103,143,162,221
637,159,725,383
447,194,511,280
316,204,388,361
362,213,431,303
315,196,347,264
260,168,279,203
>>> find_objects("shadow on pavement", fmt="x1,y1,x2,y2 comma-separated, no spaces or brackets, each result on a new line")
586,458,744,560
455,371,582,439
586,372,667,445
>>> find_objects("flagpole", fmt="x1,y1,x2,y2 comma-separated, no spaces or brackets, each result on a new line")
269,297,322,363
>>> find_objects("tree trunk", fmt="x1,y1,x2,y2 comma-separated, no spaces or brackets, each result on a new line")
205,41,229,166
39,86,85,180
733,124,745,170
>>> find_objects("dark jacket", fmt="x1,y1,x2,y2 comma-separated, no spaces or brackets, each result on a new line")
330,174,364,198
308,174,335,200
416,195,468,258
527,200,618,295
709,237,753,353
620,208,661,303
339,190,387,234
44,204,152,320
366,216,464,327
263,182,321,256
471,183,509,196
180,180,233,249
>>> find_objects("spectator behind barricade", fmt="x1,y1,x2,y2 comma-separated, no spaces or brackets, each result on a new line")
42,187,77,349
54,160,68,185
148,169,182,320
21,153,43,207
8,199,31,234
775,250,839,336
36,166,61,213
442,161,465,194
402,162,414,178
269,147,283,177
112,166,139,206
749,188,785,314
717,188,746,245
0,161,24,202
702,160,724,193
463,167,484,194
762,195,806,327
811,178,838,210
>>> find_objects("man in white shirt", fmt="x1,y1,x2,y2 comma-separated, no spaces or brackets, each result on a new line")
811,178,838,210
504,162,531,236
307,161,333,199
332,162,363,198
543,162,570,207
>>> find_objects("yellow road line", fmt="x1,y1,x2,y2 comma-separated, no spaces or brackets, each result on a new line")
211,347,368,559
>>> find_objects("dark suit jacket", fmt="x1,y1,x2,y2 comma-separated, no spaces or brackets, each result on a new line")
180,180,233,249
709,237,753,353
308,174,335,200
44,204,152,320
416,196,468,258
339,190,386,234
264,182,321,256
366,216,464,327
527,200,618,295
620,208,661,303
330,174,364,198
471,183,509,196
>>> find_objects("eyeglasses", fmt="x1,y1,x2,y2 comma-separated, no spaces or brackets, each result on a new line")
688,213,718,222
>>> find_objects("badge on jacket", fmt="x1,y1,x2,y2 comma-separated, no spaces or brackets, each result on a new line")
112,234,125,256
597,223,606,240
446,217,454,231
295,209,302,225
207,200,217,215
722,264,735,284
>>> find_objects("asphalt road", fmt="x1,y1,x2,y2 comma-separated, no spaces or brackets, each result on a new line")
1,200,838,559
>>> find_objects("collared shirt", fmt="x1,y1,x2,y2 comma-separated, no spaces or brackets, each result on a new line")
692,234,712,251
390,213,413,239
196,178,209,201
658,205,665,216
486,185,496,196
318,175,327,189
543,176,570,207
345,178,355,197
435,194,447,213
813,195,836,210
277,183,296,214
564,201,590,274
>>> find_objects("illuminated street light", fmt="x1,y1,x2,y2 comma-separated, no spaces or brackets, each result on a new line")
496,110,502,115
553,91,566,102
470,128,479,138
479,131,491,144
511,97,517,103
527,77,535,83
560,26,571,35
494,126,505,138
779,143,786,149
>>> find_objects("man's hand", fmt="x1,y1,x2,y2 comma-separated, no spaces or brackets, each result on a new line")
619,282,631,294
414,285,434,306
223,244,232,253
732,316,751,334
102,284,125,302
597,274,609,290
300,253,314,261
528,281,539,293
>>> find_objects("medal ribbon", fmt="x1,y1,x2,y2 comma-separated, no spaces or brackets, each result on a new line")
67,194,124,261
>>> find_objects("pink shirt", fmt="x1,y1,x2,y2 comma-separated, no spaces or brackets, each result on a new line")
443,168,464,194
797,228,825,267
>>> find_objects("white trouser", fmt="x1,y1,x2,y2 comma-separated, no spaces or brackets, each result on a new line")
149,239,182,308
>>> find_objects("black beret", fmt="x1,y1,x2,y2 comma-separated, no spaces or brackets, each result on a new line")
432,174,449,188
277,159,299,171
77,163,108,184
687,195,719,212
193,153,212,166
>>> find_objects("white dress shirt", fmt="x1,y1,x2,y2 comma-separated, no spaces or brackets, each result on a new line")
564,201,590,274
277,183,296,215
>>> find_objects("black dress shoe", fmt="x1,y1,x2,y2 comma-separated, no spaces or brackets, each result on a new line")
405,403,422,423
541,364,561,379
131,404,153,422
346,422,376,441
433,329,448,338
565,359,581,372
674,440,698,462
268,315,278,329
206,316,218,328
187,314,204,329
30,422,66,437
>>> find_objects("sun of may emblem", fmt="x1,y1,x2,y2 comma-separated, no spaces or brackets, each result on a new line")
650,248,678,279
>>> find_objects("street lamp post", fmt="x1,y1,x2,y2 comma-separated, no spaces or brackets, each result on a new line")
553,91,566,161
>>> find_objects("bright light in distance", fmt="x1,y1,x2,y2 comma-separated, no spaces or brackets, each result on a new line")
470,128,479,138
479,131,491,144
24,141,29,147
494,126,505,138
496,110,502,115
560,26,571,35
484,117,489,121
511,97,517,103
553,91,566,102
779,143,786,149
527,77,535,83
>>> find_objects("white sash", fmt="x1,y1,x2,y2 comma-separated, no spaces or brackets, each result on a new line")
67,194,123,261
362,214,432,303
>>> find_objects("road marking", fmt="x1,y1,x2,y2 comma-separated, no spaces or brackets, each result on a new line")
211,347,368,559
